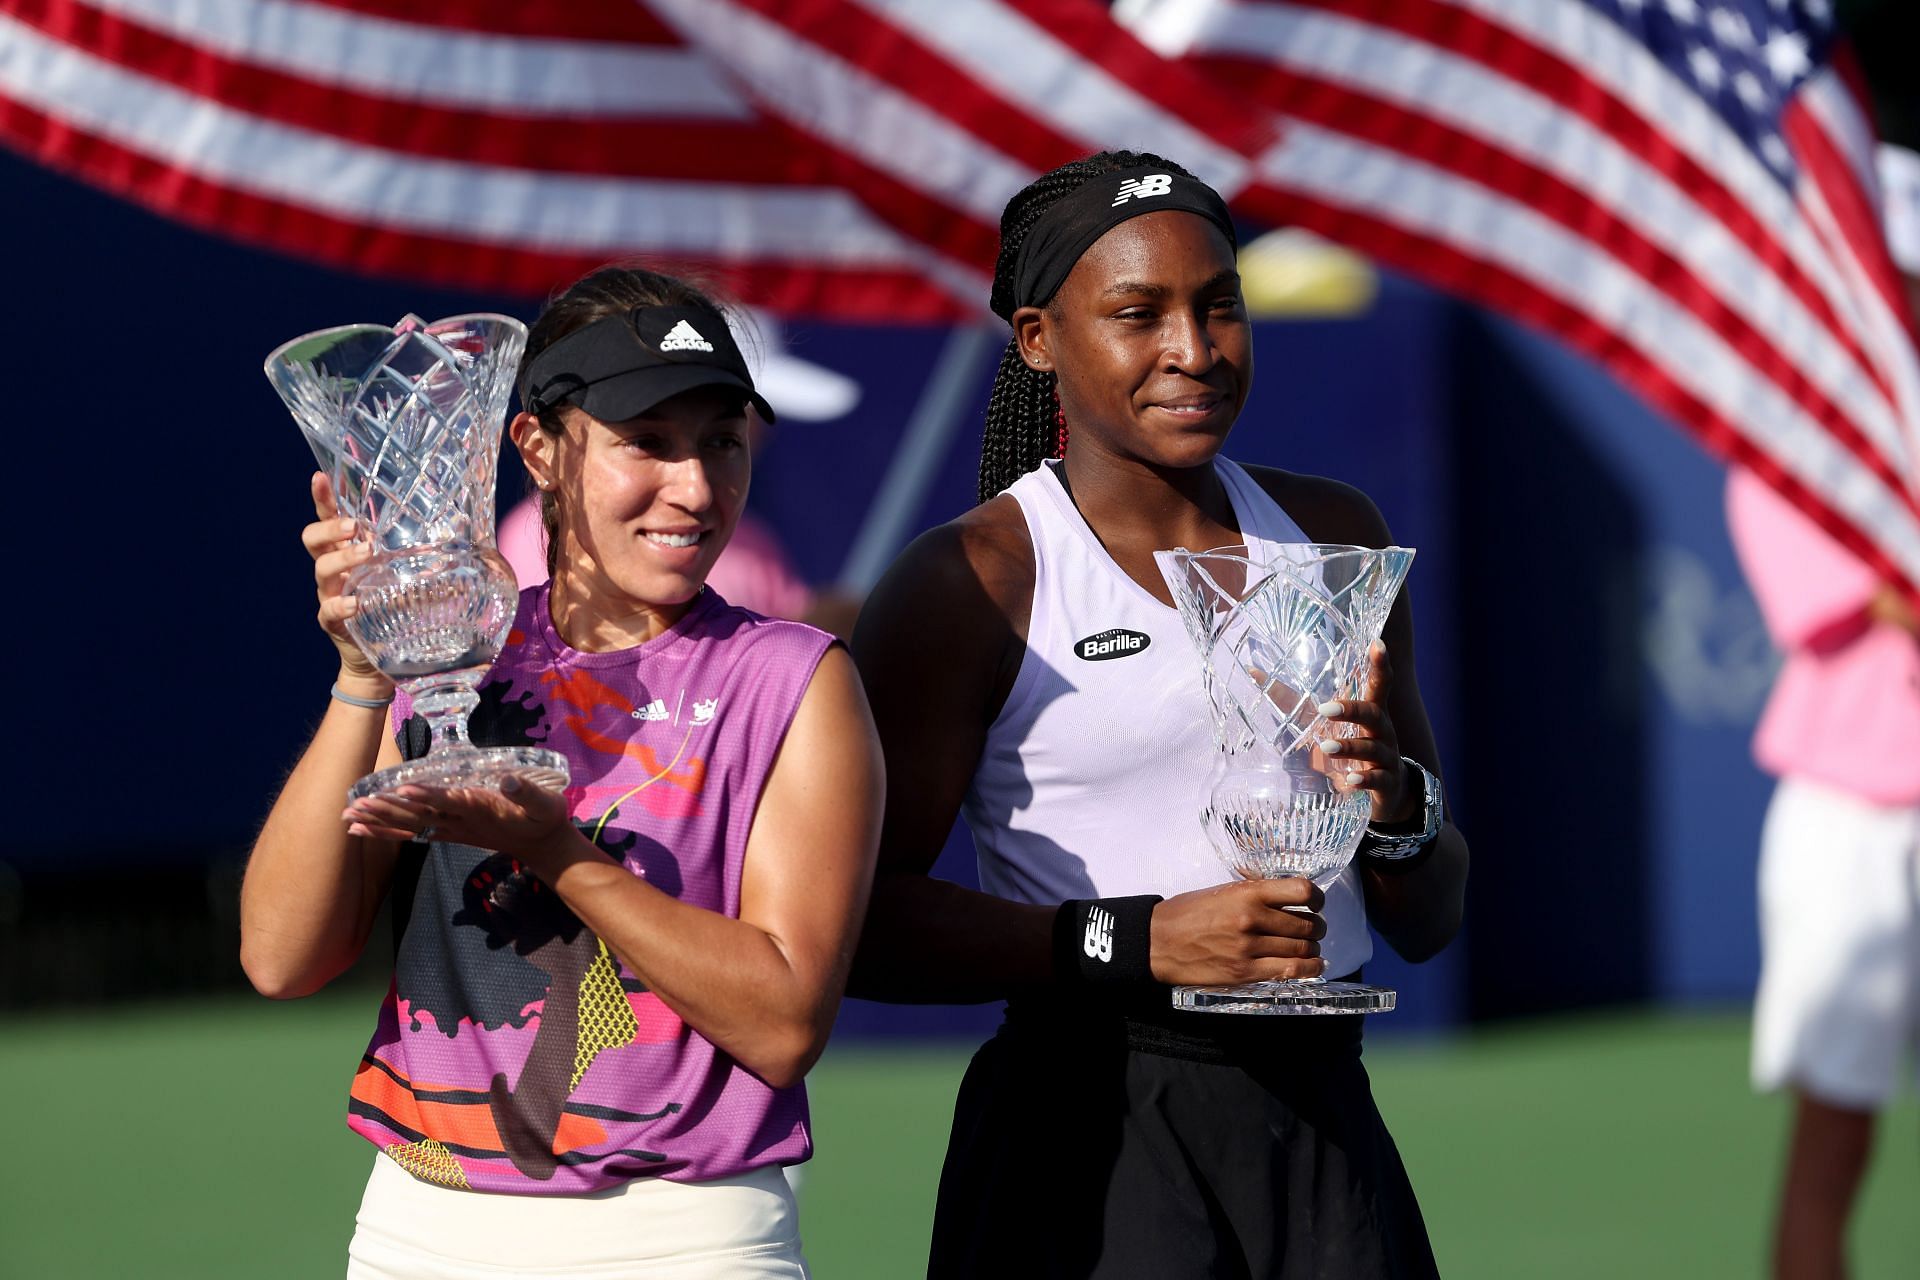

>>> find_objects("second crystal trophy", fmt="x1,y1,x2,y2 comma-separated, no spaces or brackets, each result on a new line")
265,313,569,803
1154,543,1414,1015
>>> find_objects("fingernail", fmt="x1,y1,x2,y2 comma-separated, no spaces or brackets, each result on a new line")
1317,701,1344,717
502,776,522,794
1346,771,1365,787
1317,738,1341,755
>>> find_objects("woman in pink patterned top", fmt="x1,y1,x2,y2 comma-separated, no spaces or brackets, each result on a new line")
241,267,883,1278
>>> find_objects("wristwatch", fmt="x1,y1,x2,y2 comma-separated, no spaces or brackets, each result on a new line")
1359,757,1443,861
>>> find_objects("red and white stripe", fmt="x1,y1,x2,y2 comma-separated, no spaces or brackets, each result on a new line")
641,0,1276,299
0,0,989,316
1121,0,1920,592
50,0,753,116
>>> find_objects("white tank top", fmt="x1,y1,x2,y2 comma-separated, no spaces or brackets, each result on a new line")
961,457,1372,978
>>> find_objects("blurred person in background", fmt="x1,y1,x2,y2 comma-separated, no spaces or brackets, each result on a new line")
499,308,864,637
241,266,882,1278
851,151,1466,1278
1728,142,1920,1280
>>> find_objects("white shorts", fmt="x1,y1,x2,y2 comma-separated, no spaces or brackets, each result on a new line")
1752,776,1920,1108
346,1152,809,1279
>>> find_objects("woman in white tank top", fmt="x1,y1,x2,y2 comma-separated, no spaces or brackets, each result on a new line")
850,153,1468,1279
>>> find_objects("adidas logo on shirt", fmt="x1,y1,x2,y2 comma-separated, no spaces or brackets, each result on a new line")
659,319,715,353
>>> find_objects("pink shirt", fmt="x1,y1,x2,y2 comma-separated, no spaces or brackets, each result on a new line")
353,586,835,1192
1726,467,1920,804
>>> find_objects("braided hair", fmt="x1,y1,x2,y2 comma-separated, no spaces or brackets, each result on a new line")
976,150,1203,504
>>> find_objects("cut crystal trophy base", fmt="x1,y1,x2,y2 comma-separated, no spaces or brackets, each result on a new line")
347,746,570,804
1172,979,1397,1015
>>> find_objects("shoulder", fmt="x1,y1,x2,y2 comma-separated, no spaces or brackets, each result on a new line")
852,491,1034,709
1240,463,1395,547
700,598,838,672
867,492,1035,629
504,585,550,647
480,589,557,686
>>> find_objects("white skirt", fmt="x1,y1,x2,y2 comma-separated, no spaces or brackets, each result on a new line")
1752,776,1920,1108
346,1152,810,1279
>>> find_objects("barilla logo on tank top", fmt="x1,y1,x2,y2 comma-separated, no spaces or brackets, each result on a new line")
1073,628,1151,661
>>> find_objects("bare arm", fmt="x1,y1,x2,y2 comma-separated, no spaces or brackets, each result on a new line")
1869,583,1920,638
847,513,1058,1002
240,474,407,998
1350,599,1470,962
344,646,884,1089
242,701,407,997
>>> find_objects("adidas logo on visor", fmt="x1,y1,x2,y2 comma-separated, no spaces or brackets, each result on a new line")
659,319,715,353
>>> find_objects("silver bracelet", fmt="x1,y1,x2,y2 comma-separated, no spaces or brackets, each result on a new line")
330,681,394,710
1359,757,1443,862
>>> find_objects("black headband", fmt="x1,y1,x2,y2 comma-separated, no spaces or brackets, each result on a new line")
1001,166,1238,321
524,304,775,424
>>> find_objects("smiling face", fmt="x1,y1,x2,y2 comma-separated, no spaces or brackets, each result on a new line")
512,385,751,648
1015,209,1250,471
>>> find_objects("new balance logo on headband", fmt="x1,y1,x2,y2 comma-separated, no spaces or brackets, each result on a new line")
659,319,714,353
1112,173,1174,206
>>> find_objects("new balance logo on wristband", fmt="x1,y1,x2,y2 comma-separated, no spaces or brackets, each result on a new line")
1083,906,1115,963
1056,896,1159,986
1112,173,1173,205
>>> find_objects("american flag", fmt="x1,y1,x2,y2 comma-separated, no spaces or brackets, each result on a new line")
3,0,1916,588
0,0,1269,318
1116,0,1920,595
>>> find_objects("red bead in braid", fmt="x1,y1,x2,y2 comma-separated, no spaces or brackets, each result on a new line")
1052,386,1069,459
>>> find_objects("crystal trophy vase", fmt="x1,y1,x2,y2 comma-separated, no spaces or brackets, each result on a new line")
1154,543,1415,1015
266,314,569,803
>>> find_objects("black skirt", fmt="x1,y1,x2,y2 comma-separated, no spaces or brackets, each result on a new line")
927,990,1439,1279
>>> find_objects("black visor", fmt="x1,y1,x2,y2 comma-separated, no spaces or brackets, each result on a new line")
524,304,776,424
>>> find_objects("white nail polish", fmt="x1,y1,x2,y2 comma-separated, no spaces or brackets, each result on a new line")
1317,700,1344,717
1346,771,1364,787
1318,738,1341,755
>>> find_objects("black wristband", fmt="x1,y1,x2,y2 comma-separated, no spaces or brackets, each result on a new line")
1357,831,1439,874
1053,895,1161,987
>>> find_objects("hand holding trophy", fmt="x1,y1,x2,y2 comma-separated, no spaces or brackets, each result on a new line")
266,314,569,803
1154,543,1414,1015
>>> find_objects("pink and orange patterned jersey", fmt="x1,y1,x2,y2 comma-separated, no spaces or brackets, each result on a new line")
348,584,835,1193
